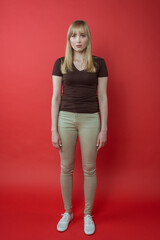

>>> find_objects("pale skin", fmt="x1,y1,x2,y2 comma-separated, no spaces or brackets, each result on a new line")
51,29,108,215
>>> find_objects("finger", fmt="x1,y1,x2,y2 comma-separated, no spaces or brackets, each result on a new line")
59,138,62,147
97,143,102,151
59,141,62,147
53,143,61,150
96,143,99,151
96,139,100,148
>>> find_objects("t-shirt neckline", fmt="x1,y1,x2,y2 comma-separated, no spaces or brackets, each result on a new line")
72,55,96,72
72,62,87,72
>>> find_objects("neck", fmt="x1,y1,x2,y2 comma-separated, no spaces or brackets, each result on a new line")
73,51,86,61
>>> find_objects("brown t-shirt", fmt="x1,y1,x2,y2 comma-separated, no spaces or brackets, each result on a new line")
52,55,108,113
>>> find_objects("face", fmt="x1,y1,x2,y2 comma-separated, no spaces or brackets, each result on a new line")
70,28,88,53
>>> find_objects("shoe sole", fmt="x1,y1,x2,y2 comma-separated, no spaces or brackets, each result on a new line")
84,228,95,235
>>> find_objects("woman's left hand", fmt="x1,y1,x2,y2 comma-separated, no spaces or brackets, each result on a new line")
96,130,107,151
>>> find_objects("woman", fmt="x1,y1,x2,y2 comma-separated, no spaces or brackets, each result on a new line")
51,20,108,235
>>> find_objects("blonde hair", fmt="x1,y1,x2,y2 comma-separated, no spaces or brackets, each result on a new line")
61,20,97,74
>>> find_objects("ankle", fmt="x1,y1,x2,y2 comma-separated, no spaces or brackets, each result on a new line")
84,214,91,217
65,209,72,215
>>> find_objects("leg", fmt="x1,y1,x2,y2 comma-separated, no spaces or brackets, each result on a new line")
78,113,101,215
58,124,78,213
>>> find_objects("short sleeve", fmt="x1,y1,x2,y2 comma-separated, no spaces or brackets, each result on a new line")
52,58,62,76
98,58,108,77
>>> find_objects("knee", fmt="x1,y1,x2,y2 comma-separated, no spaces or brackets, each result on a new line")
61,162,74,176
83,164,96,177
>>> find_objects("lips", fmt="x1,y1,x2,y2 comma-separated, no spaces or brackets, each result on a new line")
76,45,82,47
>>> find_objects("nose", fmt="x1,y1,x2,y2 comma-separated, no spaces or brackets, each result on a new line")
76,35,81,41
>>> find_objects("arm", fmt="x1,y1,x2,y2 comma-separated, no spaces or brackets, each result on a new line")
98,76,108,131
51,75,62,132
97,76,108,150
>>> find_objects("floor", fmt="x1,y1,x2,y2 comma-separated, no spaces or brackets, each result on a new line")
0,188,160,240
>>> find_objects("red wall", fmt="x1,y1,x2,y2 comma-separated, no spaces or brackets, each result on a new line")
0,0,160,204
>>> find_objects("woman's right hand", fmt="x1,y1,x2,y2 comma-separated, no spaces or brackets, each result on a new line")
51,130,62,150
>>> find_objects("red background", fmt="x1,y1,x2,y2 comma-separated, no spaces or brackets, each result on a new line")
0,0,160,239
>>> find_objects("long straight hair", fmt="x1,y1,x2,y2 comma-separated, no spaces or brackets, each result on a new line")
61,20,97,74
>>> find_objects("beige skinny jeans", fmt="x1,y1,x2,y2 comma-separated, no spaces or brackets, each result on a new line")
57,110,101,215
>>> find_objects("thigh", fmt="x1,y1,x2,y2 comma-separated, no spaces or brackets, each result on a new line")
78,113,101,166
58,111,78,164
58,127,78,160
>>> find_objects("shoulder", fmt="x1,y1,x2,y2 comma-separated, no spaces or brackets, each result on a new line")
92,55,105,62
92,55,103,59
52,56,65,76
92,55,106,65
93,55,108,77
92,55,106,69
54,56,65,63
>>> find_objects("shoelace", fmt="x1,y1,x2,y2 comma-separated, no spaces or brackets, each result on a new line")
60,213,71,222
84,215,94,225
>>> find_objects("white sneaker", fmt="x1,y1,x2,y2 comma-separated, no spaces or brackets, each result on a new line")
57,212,74,232
84,214,95,235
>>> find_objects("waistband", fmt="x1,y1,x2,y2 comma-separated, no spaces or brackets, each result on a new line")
59,110,99,116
